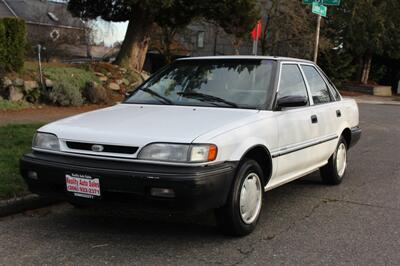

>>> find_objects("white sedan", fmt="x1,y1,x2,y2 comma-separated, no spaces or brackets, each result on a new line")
20,56,361,236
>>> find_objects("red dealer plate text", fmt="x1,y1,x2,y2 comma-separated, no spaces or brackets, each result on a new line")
66,174,101,198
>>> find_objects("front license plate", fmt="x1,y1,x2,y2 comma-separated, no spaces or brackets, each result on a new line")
66,174,101,199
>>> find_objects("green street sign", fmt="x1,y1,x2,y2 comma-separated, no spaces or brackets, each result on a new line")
303,0,340,6
323,0,340,6
312,2,327,17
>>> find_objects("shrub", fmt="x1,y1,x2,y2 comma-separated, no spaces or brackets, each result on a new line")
0,22,6,74
0,18,27,73
44,66,98,106
48,83,84,106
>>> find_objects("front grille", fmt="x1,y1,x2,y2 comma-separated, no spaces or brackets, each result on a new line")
66,141,139,155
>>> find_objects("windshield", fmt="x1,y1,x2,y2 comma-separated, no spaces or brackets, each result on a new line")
125,59,276,109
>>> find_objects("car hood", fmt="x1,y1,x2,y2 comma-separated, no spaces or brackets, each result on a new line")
39,104,261,147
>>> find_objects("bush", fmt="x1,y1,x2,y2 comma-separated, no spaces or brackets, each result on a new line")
0,18,27,73
0,22,5,74
44,66,98,106
49,83,84,106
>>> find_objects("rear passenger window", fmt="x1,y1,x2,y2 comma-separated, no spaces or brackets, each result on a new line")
301,65,332,104
278,64,308,101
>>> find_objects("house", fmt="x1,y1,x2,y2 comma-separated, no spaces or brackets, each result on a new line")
0,0,89,59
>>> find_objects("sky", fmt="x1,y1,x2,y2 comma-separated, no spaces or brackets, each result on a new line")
91,18,128,47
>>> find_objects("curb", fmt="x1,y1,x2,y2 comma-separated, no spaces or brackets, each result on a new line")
0,194,60,217
355,100,400,106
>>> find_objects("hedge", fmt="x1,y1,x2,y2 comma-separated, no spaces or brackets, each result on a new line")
0,17,27,73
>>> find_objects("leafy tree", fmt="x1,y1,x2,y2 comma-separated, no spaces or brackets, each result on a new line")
204,0,261,55
326,0,400,84
259,0,317,59
69,0,261,70
154,1,199,63
68,0,174,71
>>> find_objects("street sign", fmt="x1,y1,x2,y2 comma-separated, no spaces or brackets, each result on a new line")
322,0,340,6
303,0,340,6
312,2,327,17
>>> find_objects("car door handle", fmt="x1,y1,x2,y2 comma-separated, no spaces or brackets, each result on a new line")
311,115,318,124
336,110,342,117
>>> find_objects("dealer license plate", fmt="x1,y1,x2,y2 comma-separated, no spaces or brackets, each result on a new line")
66,174,101,199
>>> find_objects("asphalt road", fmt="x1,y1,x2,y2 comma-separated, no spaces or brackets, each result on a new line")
1,103,399,265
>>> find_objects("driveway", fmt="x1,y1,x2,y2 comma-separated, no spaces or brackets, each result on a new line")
0,103,399,265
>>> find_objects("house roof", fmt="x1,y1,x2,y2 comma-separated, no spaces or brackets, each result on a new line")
2,0,84,29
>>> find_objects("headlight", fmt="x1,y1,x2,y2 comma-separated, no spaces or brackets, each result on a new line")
138,143,217,163
32,132,60,151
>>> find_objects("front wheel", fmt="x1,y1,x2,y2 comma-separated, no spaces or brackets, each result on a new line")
215,159,264,236
320,136,348,185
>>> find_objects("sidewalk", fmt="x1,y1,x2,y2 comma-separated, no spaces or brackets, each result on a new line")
342,91,400,106
0,104,108,126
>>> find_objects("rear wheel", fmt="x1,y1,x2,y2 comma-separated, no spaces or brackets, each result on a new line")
215,159,263,236
320,136,348,185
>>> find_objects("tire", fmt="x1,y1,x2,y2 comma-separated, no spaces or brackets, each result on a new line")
320,136,348,185
215,159,264,236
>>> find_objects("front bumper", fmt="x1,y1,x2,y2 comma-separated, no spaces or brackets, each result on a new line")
20,152,237,213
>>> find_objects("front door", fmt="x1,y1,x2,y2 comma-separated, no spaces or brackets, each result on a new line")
268,63,319,189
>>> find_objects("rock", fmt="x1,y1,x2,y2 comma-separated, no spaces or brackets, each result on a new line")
13,78,24,87
3,77,12,87
108,82,120,91
8,86,24,102
45,79,54,88
99,76,108,82
122,78,130,86
84,81,108,104
95,72,105,77
141,72,150,81
24,80,39,92
129,81,141,91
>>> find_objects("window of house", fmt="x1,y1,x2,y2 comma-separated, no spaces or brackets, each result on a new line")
197,31,205,48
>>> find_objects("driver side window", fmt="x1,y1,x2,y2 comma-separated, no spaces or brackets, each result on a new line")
278,64,309,102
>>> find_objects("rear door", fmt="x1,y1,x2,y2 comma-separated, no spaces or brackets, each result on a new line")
300,64,339,163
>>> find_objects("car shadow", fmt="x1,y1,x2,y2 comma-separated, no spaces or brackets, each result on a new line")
28,171,326,241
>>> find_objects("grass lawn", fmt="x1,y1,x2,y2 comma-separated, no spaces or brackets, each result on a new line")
0,124,42,200
0,100,32,111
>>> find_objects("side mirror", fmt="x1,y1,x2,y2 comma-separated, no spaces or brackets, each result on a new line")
276,95,308,110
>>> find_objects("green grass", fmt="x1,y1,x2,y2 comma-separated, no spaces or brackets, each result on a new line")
43,66,98,89
0,99,32,111
0,124,42,199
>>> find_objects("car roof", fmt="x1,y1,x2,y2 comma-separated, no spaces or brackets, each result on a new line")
176,55,314,64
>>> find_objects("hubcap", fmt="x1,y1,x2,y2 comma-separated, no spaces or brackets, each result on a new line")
239,173,262,225
336,143,347,177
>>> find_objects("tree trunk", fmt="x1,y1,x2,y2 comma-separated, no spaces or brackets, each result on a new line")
115,10,152,72
161,27,174,64
361,53,372,84
231,38,242,55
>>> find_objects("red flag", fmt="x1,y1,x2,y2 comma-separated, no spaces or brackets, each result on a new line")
251,20,262,41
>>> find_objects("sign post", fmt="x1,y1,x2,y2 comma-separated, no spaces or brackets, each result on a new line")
251,20,262,56
303,0,340,63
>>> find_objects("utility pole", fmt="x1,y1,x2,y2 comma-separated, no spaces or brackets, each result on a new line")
313,14,321,63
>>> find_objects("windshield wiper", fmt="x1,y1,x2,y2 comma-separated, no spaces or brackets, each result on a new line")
177,92,239,108
139,87,173,105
